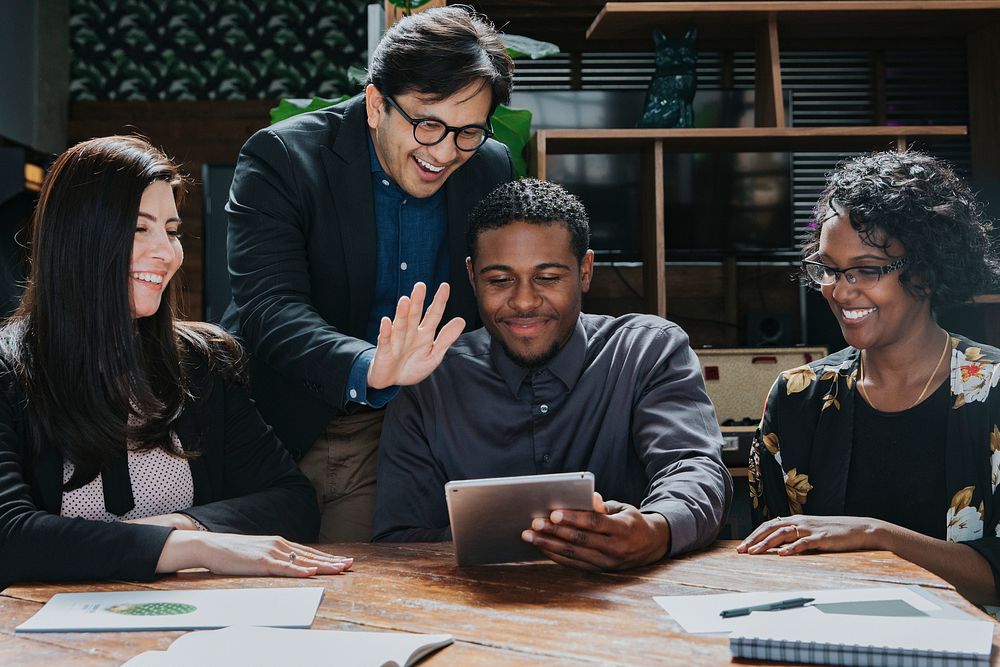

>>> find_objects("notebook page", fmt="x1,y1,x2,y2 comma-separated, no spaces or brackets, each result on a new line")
730,609,993,655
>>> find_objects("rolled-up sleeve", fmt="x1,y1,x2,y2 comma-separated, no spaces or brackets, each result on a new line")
632,328,733,555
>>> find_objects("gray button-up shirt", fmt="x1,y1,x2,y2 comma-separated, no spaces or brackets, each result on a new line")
373,313,732,556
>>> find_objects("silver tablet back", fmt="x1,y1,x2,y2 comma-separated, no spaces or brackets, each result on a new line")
445,472,595,566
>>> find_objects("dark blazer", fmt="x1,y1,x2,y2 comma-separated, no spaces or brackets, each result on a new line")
222,95,515,458
0,344,319,589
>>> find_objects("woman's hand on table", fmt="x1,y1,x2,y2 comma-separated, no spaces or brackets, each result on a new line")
156,532,353,577
737,514,888,556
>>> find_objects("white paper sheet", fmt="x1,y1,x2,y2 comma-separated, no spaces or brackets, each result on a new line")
16,587,324,633
121,626,455,667
653,585,969,634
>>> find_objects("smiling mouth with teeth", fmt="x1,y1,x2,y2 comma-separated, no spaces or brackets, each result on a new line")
842,307,876,321
131,272,164,286
414,156,445,173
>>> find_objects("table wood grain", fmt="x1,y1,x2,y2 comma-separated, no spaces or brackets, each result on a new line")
2,541,997,666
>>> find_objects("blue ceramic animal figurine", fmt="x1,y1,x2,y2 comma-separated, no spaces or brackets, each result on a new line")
637,27,697,128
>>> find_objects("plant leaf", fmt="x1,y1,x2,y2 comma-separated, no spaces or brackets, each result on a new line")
502,34,560,60
347,64,367,86
270,95,349,125
490,105,533,178
387,0,434,9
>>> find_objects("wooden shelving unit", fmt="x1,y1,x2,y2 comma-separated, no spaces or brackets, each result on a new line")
528,1,1000,318
531,126,968,162
530,127,967,317
587,2,1000,46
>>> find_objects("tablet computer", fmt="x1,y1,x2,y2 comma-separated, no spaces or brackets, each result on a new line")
445,471,595,566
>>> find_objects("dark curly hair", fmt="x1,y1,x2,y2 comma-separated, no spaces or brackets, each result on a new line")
805,150,1000,309
467,178,590,264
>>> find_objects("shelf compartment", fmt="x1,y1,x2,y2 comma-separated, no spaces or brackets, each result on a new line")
530,125,968,160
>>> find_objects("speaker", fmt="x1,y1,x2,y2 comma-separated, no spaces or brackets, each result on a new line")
802,285,847,351
744,313,793,347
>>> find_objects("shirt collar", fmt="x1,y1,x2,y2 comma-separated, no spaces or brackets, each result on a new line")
489,318,588,398
367,130,386,175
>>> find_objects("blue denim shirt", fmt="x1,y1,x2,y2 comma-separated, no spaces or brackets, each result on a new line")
344,134,449,407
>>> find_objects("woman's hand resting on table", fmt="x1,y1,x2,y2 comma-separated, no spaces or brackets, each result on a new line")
154,531,353,577
736,514,886,556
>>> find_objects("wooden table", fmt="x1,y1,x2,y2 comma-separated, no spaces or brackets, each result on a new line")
2,541,998,666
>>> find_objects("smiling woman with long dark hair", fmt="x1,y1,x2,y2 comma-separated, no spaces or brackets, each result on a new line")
0,136,351,586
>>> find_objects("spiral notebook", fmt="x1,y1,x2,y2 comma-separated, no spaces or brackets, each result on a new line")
729,610,994,666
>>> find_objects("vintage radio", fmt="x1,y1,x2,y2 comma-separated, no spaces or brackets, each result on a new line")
694,347,827,467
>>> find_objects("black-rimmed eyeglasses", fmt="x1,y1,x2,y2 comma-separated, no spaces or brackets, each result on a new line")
802,255,909,288
384,95,492,152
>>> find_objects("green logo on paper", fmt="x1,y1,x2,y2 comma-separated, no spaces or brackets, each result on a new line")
105,602,197,616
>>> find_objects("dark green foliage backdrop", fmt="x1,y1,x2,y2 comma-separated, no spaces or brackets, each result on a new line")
69,0,369,101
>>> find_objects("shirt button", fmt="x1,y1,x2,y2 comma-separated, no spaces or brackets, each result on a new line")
539,404,549,414
542,454,551,463
349,389,358,399
381,179,390,187
400,262,408,271
402,199,408,205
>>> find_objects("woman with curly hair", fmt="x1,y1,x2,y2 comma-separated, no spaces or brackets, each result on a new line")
740,150,1000,604
0,136,352,587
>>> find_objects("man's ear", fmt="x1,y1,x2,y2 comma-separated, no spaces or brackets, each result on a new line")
466,256,477,295
579,250,595,294
365,84,384,130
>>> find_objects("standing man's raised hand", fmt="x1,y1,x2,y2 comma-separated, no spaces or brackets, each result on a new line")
367,282,465,390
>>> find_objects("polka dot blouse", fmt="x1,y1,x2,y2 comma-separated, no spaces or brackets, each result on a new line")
60,427,194,522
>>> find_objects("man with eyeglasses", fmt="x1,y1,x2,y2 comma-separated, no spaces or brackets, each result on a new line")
223,7,515,541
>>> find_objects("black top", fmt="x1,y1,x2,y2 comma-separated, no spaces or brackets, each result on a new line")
0,340,319,589
373,313,733,556
847,380,950,539
751,337,1000,597
221,94,515,458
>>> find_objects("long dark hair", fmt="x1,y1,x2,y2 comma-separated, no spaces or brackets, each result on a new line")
0,135,241,490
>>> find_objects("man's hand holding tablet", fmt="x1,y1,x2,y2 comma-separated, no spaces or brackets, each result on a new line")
445,472,671,571
521,492,672,572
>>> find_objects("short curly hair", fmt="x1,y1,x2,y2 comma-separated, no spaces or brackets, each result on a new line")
467,178,591,263
805,150,1000,309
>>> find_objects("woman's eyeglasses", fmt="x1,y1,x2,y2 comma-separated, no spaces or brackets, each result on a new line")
802,255,909,288
384,95,492,152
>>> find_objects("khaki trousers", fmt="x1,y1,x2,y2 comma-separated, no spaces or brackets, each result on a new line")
298,409,383,543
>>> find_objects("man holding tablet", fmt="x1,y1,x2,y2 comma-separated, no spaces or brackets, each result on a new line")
372,179,732,571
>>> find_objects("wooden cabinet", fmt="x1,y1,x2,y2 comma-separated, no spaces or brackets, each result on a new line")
529,1,1000,318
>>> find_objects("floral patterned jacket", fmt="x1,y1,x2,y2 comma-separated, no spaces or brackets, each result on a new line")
749,334,1000,593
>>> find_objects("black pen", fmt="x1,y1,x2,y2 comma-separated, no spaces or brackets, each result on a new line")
719,597,815,618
